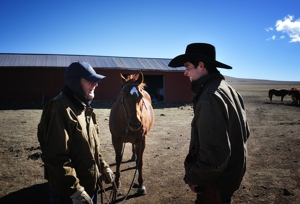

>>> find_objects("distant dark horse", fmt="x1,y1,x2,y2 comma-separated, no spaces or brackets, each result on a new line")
268,89,289,103
288,88,300,105
109,72,154,195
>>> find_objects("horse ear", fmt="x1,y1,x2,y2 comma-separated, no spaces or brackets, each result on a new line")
137,72,144,84
120,73,126,85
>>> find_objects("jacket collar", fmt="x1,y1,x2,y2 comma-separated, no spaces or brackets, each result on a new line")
191,73,224,96
191,73,224,111
62,85,85,111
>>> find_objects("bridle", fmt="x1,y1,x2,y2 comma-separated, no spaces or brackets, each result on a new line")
120,83,147,131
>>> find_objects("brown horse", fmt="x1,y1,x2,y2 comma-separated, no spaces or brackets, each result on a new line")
109,72,154,195
268,89,289,103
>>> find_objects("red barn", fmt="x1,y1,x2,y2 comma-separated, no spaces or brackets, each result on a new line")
0,53,193,105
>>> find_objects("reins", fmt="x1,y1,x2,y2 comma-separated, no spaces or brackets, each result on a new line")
118,126,144,204
99,181,118,204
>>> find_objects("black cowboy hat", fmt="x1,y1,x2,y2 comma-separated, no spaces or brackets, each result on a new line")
168,43,232,69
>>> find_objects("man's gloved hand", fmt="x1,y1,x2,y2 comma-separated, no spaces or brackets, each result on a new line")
100,167,115,184
70,187,93,204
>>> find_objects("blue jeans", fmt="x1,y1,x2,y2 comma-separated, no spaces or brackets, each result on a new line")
48,185,98,204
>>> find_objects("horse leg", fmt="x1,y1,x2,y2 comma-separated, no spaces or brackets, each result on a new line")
295,96,300,105
112,136,123,189
269,93,272,102
130,143,137,161
135,137,146,195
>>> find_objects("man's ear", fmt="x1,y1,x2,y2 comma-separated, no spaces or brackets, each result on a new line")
199,61,205,68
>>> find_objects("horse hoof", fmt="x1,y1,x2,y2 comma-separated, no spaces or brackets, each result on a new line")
137,186,146,195
117,190,123,196
115,182,123,196
130,156,136,162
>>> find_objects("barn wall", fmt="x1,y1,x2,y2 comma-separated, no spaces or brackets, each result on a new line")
0,67,65,104
164,72,193,103
0,67,193,104
107,70,194,104
92,69,122,101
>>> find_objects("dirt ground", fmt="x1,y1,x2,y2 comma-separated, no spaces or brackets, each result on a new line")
0,79,300,204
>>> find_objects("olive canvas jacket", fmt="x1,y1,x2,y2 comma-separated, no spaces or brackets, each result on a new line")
37,88,109,196
184,73,250,192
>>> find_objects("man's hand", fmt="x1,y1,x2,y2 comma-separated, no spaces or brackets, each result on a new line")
70,187,93,204
100,167,115,184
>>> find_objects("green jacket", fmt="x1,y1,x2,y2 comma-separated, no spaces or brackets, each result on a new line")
37,87,109,196
184,73,250,192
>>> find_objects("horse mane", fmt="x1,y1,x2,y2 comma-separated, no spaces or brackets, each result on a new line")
125,74,146,89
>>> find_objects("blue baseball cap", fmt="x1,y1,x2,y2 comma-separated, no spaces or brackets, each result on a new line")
64,61,106,82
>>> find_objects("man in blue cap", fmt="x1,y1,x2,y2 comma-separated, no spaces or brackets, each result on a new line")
169,43,250,204
38,61,114,204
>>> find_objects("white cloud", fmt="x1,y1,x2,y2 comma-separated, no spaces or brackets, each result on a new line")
280,35,285,39
266,35,276,41
265,27,273,32
275,15,300,42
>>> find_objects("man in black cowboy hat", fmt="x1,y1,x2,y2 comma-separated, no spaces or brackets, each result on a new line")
169,43,250,204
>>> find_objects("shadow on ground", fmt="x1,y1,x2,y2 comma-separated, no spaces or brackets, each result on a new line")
0,183,50,204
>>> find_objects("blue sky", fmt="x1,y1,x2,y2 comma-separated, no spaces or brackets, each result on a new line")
1,0,300,81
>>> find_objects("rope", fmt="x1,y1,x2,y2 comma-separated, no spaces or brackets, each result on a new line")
100,181,117,204
119,130,143,204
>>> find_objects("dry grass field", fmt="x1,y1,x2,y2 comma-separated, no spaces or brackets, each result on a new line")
0,77,300,204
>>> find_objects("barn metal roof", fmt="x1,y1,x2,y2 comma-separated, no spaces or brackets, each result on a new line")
0,53,184,72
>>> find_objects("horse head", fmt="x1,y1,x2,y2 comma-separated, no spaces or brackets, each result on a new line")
120,72,146,130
